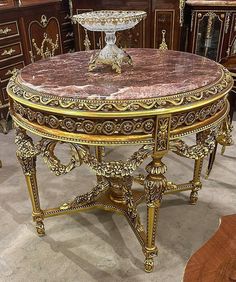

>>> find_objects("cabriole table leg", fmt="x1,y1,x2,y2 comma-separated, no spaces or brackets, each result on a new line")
15,126,45,236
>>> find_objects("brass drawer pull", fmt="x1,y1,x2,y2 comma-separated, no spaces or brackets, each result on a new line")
0,27,12,35
5,68,19,76
64,14,70,20
66,32,74,38
1,48,16,56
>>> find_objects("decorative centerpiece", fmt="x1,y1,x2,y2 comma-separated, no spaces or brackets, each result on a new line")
73,10,147,73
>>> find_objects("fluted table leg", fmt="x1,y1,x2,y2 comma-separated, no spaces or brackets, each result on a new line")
143,115,170,272
144,152,167,272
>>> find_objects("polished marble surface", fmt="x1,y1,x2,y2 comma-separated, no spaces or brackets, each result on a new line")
19,49,222,100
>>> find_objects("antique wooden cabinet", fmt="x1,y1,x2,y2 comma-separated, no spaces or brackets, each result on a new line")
0,0,74,133
185,0,236,61
71,0,186,51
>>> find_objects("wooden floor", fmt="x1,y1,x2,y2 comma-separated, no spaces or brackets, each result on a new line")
183,214,236,282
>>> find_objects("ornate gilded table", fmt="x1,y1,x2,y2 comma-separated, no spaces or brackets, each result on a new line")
7,48,233,272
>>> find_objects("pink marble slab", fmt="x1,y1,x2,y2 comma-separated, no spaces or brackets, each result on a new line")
19,48,223,100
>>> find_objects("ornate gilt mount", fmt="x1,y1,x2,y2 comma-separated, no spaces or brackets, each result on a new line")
159,30,168,50
83,28,91,51
179,0,186,26
0,27,12,35
217,115,234,155
31,33,59,60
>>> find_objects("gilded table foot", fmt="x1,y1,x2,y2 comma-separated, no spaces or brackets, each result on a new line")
144,257,154,273
34,216,45,236
189,190,199,205
143,246,158,273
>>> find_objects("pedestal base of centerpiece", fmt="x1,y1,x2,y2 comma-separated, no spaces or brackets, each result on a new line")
88,44,133,74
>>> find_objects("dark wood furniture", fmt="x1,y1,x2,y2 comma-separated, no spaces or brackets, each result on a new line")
184,214,236,282
185,0,236,62
0,0,74,133
184,1,236,178
220,55,236,121
71,0,186,51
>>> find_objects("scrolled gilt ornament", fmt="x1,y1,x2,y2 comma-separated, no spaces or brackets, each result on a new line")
32,33,59,60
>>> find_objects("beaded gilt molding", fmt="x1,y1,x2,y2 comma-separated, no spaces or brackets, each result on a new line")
7,67,233,115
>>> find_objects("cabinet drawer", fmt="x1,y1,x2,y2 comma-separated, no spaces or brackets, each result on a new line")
0,42,23,62
0,61,25,83
0,21,20,41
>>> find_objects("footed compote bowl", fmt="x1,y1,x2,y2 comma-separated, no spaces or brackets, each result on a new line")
72,10,147,73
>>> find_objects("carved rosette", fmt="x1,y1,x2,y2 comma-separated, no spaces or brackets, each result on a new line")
13,101,156,136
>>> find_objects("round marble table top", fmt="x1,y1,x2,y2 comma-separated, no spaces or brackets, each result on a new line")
19,48,223,101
